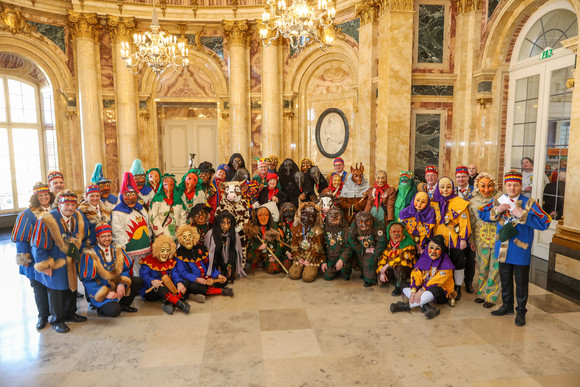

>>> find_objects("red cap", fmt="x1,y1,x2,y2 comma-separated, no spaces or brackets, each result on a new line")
267,172,279,181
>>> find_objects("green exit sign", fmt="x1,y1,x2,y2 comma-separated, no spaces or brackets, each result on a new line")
540,48,553,60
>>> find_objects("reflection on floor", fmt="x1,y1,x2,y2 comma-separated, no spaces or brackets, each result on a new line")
1,231,580,387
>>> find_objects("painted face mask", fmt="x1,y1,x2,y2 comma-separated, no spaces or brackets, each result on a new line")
301,160,312,174
159,243,172,262
181,230,197,250
282,160,294,176
478,177,494,198
185,173,198,193
389,224,403,244
220,217,232,233
300,206,316,228
163,177,174,199
148,170,160,187
414,192,429,211
376,172,387,187
428,241,442,261
294,171,305,189
257,208,270,226
438,177,453,198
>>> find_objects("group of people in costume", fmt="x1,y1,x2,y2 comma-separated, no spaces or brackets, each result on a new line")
11,153,552,333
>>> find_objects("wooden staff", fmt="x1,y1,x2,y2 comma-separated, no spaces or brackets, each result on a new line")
145,274,179,294
206,277,227,286
257,235,289,274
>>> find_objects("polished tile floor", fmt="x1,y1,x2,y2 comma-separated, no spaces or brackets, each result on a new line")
1,232,580,387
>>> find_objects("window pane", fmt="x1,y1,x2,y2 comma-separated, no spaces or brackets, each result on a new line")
12,129,42,209
0,79,6,122
8,79,37,124
0,128,14,210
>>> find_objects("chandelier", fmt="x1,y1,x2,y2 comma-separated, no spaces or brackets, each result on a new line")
120,5,189,76
260,0,337,52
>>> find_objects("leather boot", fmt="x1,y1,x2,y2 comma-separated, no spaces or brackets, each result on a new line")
390,301,410,313
454,285,462,301
176,300,191,314
421,303,440,320
391,286,402,296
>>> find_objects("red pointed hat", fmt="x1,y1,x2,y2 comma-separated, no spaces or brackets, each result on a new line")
120,172,139,195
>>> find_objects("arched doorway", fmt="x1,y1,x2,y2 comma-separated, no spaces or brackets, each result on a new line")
504,0,578,259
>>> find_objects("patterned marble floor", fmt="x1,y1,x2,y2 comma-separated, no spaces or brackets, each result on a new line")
1,233,580,387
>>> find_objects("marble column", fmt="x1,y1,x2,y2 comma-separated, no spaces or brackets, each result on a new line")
108,15,138,174
377,1,414,186
223,20,251,162
356,0,379,178
261,36,283,159
68,11,104,184
452,0,483,170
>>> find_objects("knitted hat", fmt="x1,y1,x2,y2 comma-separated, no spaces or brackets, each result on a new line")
120,172,139,195
267,172,278,181
58,191,77,204
95,224,112,237
85,184,100,196
257,158,269,168
130,159,146,176
504,171,522,184
455,166,469,175
47,171,64,184
217,163,229,172
33,182,50,195
425,166,438,175
333,157,345,165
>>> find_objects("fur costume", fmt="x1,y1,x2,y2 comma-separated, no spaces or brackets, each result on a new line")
12,205,50,279
244,207,289,274
336,165,371,224
78,200,112,247
288,202,325,282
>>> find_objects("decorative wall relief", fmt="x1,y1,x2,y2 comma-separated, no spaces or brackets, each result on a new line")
99,29,114,92
315,108,349,158
249,30,262,93
417,4,445,63
308,65,352,95
157,65,215,97
414,113,441,181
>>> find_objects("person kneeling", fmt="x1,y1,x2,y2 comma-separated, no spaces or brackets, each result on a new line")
79,224,143,317
140,235,191,314
390,235,455,319
377,222,417,296
174,224,233,302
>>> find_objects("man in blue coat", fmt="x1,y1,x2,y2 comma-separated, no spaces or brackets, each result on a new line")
479,172,551,326
32,190,90,333
79,224,143,317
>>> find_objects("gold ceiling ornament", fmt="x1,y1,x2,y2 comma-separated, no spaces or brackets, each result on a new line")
355,0,380,26
107,15,135,43
0,5,33,35
120,1,189,77
260,0,337,53
457,0,482,14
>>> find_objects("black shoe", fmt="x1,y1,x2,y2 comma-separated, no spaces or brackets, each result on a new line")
121,305,138,313
465,283,474,294
421,303,440,320
474,297,484,304
76,292,84,299
176,300,191,314
363,282,375,288
65,313,87,323
52,322,70,333
162,303,175,315
342,275,350,281
454,285,462,301
491,305,514,316
391,286,402,296
390,301,410,313
483,302,495,309
221,287,234,297
36,317,48,331
515,313,526,327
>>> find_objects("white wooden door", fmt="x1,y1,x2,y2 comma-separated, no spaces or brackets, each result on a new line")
163,119,217,177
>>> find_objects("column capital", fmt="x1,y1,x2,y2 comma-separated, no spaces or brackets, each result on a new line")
377,0,413,14
107,15,136,43
457,0,483,15
223,20,250,47
355,0,380,26
67,10,99,40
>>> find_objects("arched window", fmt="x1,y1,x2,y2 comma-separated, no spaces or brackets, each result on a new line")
0,75,58,212
505,1,577,259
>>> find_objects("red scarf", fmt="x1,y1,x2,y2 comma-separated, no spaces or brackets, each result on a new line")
268,188,279,201
373,183,389,208
163,197,173,206
185,190,196,200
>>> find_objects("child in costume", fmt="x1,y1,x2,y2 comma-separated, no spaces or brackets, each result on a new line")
244,206,289,274
398,192,436,252
150,174,186,241
364,169,396,228
390,235,455,319
205,210,246,282
469,172,501,308
340,211,387,287
79,224,143,317
140,235,191,315
394,171,417,221
288,202,325,282
11,182,54,330
431,177,471,301
322,207,351,281
377,221,417,296
174,224,233,302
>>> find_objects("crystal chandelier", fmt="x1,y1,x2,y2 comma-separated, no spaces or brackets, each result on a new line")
120,5,189,76
260,0,337,52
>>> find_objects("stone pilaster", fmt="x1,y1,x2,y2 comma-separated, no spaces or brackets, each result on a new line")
261,33,283,160
376,1,414,186
68,10,104,183
108,15,139,174
223,20,251,162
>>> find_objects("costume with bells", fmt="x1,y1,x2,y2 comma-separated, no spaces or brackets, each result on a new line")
288,202,325,282
140,235,191,315
78,224,143,317
11,182,54,329
390,235,455,319
173,225,233,300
